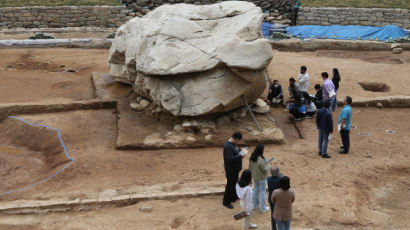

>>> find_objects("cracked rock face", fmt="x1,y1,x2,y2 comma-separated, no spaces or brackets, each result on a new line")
109,1,273,116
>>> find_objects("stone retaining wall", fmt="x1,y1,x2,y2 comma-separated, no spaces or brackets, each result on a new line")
123,0,295,15
298,7,410,29
0,6,129,29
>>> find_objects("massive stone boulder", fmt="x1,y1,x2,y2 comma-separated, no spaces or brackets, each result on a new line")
109,1,272,116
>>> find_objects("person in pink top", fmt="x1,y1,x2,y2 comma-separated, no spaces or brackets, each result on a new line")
321,72,336,113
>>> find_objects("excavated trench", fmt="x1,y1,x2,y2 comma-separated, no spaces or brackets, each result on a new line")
0,117,72,196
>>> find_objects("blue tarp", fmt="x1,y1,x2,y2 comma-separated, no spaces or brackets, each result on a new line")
262,23,409,41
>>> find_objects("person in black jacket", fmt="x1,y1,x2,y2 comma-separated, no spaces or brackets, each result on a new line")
332,68,341,111
316,100,333,158
268,166,283,230
223,132,245,209
267,80,284,105
314,84,323,109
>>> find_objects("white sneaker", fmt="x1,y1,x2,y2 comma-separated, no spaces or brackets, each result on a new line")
249,223,258,229
261,206,270,213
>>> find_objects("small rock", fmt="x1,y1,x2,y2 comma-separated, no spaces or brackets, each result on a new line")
130,102,144,111
190,120,198,128
182,119,191,128
376,102,383,108
392,48,403,54
216,115,230,128
186,136,196,142
200,128,210,134
266,16,275,22
255,98,267,107
391,43,401,49
205,134,212,141
136,96,142,103
141,8,150,14
252,104,270,114
139,206,153,213
270,12,280,17
98,189,118,202
139,99,151,107
174,124,183,131
65,68,78,73
58,64,66,68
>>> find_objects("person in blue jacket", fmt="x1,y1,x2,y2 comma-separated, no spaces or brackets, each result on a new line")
288,94,306,120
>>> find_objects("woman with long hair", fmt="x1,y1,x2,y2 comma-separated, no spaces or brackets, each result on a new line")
271,176,295,230
236,169,258,229
332,68,341,111
249,144,270,213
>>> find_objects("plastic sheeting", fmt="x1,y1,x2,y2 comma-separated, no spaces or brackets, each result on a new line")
261,23,409,41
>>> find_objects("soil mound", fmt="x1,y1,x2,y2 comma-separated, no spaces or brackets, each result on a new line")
0,117,71,195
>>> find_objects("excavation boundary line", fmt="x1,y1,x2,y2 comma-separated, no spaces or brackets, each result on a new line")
0,116,75,197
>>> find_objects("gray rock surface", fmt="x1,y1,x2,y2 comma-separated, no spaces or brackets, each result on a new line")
109,1,272,116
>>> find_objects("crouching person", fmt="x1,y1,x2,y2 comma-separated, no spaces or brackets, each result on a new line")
236,169,258,229
267,80,284,106
288,94,306,120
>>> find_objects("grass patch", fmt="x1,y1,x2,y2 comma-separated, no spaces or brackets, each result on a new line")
0,0,121,7
301,0,410,9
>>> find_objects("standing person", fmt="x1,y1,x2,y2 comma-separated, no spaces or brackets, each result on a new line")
267,80,284,105
316,100,333,158
271,176,295,230
292,0,301,26
338,96,352,154
236,169,258,229
297,66,309,94
314,84,323,109
249,144,270,213
321,72,336,113
332,68,341,111
223,132,245,209
268,166,283,230
288,78,300,99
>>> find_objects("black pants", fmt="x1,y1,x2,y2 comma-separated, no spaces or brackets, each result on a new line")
292,8,299,26
223,171,239,204
340,129,350,153
290,108,305,118
269,203,277,230
306,111,316,116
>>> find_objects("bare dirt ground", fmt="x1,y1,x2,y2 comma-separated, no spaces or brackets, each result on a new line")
0,49,107,103
0,108,409,229
0,48,409,229
268,50,410,100
0,32,113,40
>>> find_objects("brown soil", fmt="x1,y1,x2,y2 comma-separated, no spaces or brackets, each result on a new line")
268,50,410,100
0,49,108,103
0,32,113,40
0,48,409,229
0,117,70,194
358,81,390,92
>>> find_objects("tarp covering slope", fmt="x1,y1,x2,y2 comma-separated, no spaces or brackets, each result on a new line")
262,23,409,41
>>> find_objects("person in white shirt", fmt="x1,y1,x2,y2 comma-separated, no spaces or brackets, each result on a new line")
302,92,317,119
297,66,309,93
236,169,258,229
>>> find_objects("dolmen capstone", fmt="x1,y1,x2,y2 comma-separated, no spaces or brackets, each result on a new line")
109,1,272,116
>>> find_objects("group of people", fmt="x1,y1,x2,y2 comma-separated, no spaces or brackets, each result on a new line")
223,132,295,230
222,66,353,229
268,66,341,121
